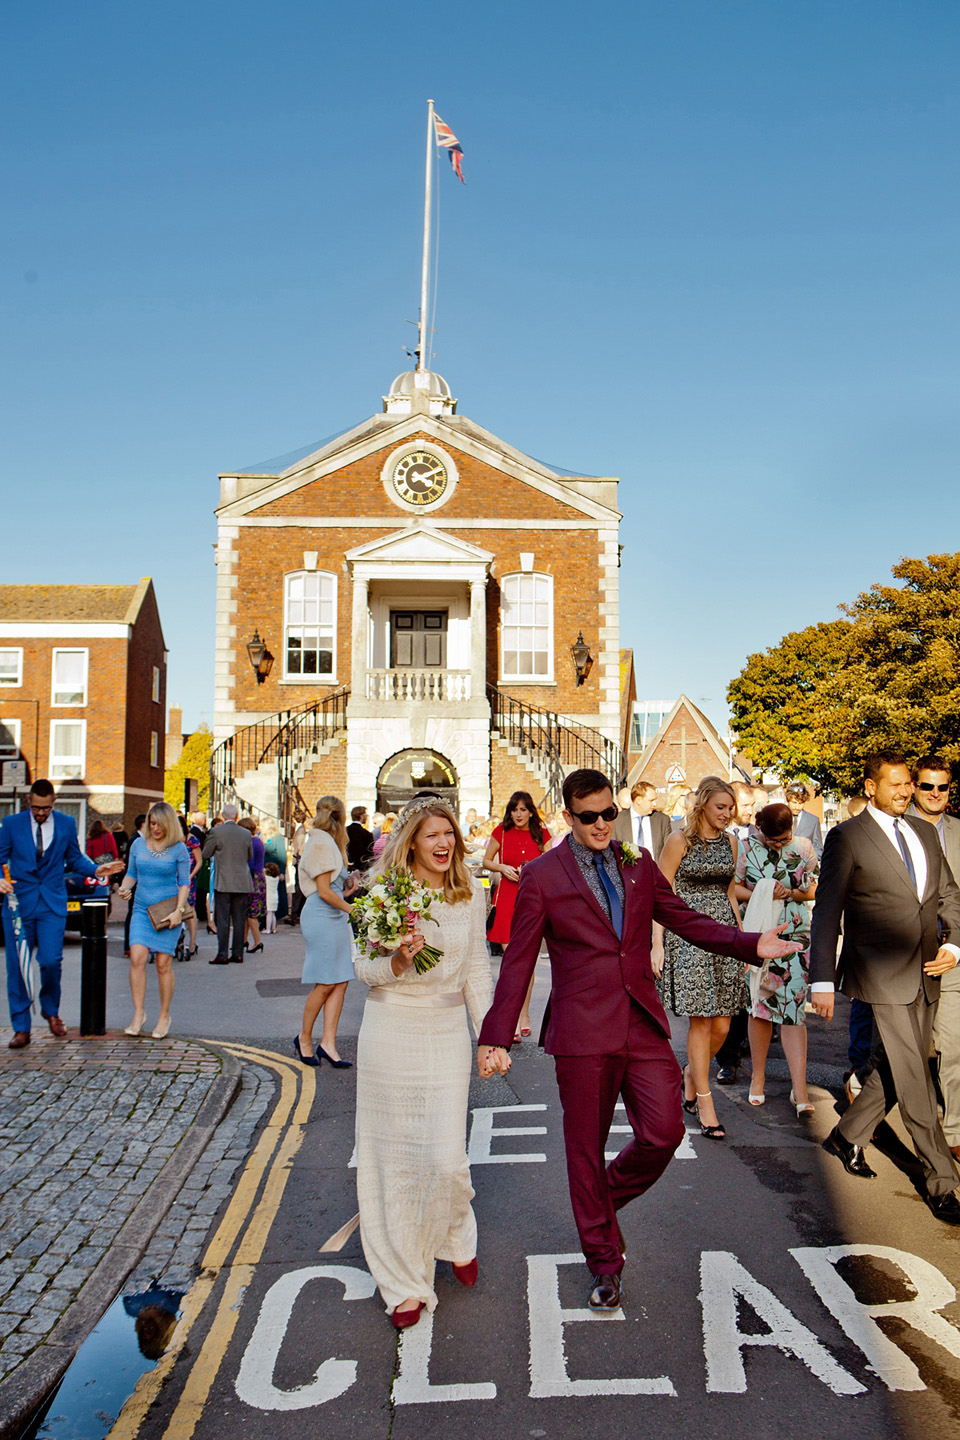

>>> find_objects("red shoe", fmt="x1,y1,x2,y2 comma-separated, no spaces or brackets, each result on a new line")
452,1258,478,1287
391,1302,424,1329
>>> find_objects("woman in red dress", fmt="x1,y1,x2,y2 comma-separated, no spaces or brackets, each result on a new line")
483,792,550,1040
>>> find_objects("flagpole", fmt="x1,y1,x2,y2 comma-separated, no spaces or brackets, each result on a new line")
418,98,434,373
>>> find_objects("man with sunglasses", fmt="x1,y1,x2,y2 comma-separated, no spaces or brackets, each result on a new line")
477,767,799,1311
909,756,960,1161
0,780,122,1048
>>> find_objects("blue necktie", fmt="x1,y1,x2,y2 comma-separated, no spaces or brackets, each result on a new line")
893,819,917,892
594,852,623,939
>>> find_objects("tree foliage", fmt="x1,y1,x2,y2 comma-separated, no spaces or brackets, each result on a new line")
164,724,212,811
728,554,960,794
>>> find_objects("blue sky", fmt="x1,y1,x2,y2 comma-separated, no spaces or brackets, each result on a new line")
3,1,958,733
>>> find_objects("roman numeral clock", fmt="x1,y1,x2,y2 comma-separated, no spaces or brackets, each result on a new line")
382,444,459,511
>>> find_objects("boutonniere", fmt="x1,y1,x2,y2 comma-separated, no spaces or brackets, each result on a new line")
620,841,640,866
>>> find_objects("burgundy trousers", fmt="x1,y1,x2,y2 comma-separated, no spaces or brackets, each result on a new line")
553,1002,685,1275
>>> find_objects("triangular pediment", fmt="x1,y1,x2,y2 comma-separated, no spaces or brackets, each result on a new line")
345,524,494,568
627,694,729,788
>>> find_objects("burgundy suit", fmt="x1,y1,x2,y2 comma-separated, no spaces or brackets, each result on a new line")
478,836,761,1274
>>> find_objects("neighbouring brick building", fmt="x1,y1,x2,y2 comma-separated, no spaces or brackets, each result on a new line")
211,367,626,822
0,579,168,833
627,694,745,795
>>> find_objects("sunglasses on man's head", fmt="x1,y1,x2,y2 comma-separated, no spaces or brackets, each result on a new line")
569,805,619,824
917,782,950,793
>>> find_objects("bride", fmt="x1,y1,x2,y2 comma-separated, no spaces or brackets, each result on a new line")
353,796,497,1329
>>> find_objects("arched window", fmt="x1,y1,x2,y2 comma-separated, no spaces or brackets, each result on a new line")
500,573,554,681
284,571,337,679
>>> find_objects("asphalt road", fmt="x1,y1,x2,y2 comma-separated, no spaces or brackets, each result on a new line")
61,922,960,1440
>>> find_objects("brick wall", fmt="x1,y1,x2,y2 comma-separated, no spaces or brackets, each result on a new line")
489,741,552,822
296,740,348,813
635,703,728,792
126,585,167,795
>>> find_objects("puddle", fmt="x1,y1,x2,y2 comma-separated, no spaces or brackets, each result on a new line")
25,1287,183,1440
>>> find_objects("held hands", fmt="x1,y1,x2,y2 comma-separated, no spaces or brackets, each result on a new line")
477,1044,511,1077
756,923,802,960
924,946,959,976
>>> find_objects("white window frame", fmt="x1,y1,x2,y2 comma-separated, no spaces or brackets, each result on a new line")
282,570,338,683
52,796,86,836
51,648,89,707
150,731,159,767
0,648,23,687
0,718,21,759
499,572,555,683
151,666,161,703
49,719,86,780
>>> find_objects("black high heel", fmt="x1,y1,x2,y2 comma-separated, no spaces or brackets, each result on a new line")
318,1045,352,1069
681,1064,697,1114
293,1036,320,1067
245,942,264,954
696,1093,726,1139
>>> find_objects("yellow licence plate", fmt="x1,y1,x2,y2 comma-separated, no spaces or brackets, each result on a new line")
67,901,82,912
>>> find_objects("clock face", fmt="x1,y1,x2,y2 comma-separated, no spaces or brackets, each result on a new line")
392,449,448,507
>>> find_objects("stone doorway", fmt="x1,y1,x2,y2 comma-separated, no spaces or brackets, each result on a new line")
376,749,459,816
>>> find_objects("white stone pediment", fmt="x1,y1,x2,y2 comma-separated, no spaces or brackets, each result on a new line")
346,525,494,570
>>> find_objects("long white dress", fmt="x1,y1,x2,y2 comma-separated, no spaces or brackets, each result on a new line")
353,883,493,1314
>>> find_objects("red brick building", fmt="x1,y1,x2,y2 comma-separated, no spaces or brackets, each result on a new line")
212,369,627,822
0,580,167,832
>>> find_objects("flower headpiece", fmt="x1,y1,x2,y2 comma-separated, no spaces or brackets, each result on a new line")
399,795,457,826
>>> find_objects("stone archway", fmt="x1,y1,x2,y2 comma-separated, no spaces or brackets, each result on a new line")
376,749,459,815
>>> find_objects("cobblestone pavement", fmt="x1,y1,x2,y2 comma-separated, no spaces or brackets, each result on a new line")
0,1029,253,1398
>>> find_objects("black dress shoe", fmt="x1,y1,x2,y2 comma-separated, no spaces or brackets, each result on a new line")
209,955,230,965
716,1066,738,1085
588,1273,622,1310
822,1126,876,1178
230,955,244,963
926,1192,960,1225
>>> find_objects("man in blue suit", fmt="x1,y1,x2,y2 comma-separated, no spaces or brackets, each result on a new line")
0,779,121,1048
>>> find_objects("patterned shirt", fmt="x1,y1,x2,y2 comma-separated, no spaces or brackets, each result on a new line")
567,834,625,922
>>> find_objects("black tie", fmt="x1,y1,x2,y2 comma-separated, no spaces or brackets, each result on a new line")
893,819,917,891
35,821,44,866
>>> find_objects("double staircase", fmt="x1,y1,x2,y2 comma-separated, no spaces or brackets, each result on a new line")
210,685,625,830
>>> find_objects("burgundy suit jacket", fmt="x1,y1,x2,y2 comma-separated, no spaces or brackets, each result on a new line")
477,837,762,1057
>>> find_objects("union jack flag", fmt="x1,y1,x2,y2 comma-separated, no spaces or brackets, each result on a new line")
433,112,465,183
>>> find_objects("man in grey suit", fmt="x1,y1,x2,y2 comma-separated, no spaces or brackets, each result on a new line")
202,804,253,964
786,782,823,861
909,755,960,1162
810,751,960,1223
613,781,671,861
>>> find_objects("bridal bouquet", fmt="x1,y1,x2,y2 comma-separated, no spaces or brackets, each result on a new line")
350,868,444,975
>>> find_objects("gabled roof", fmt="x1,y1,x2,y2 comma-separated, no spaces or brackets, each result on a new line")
345,525,494,567
627,693,730,787
0,578,154,625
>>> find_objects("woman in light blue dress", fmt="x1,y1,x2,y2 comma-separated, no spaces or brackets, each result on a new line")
118,802,190,1039
295,796,357,1068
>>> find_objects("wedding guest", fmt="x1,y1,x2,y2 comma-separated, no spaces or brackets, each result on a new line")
353,798,492,1328
284,809,309,926
86,819,118,865
264,862,280,934
733,802,818,1115
785,782,823,861
118,803,190,1039
657,777,745,1139
239,816,265,954
346,806,374,871
295,797,357,1068
202,806,252,963
262,821,289,922
372,812,398,860
715,782,758,1083
123,814,148,957
483,792,550,1035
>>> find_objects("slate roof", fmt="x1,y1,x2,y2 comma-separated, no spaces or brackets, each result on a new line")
0,579,152,625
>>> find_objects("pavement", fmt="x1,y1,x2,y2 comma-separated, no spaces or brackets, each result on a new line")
0,904,862,1439
0,1020,250,1438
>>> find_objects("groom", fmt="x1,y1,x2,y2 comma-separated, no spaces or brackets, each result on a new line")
477,768,798,1310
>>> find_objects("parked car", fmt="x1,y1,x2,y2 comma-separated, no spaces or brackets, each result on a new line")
64,871,110,931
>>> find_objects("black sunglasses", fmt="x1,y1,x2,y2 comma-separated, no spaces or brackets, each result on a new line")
569,804,619,824
917,782,950,793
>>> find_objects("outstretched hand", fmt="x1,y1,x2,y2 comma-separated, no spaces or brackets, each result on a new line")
756,923,802,960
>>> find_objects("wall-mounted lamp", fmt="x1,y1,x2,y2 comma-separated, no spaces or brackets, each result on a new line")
246,629,275,685
571,631,593,686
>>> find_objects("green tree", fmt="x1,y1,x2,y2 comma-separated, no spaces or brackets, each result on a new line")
164,723,212,811
727,620,852,788
728,554,960,794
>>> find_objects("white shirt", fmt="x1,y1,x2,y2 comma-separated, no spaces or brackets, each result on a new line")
30,814,53,855
633,810,652,852
811,803,958,992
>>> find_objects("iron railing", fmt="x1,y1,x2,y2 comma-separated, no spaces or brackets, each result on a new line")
488,686,627,811
210,687,350,831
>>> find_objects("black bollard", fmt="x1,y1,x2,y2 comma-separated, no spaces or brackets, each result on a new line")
80,900,109,1035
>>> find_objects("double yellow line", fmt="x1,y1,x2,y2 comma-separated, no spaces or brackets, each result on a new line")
109,1042,316,1440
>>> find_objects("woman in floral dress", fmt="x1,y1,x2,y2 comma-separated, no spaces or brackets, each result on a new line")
733,802,818,1116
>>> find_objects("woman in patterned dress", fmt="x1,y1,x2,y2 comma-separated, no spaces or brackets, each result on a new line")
657,776,745,1139
483,791,550,1034
240,816,266,953
353,799,493,1331
733,802,818,1116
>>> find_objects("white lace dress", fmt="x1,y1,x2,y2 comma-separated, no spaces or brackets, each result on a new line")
353,883,493,1315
